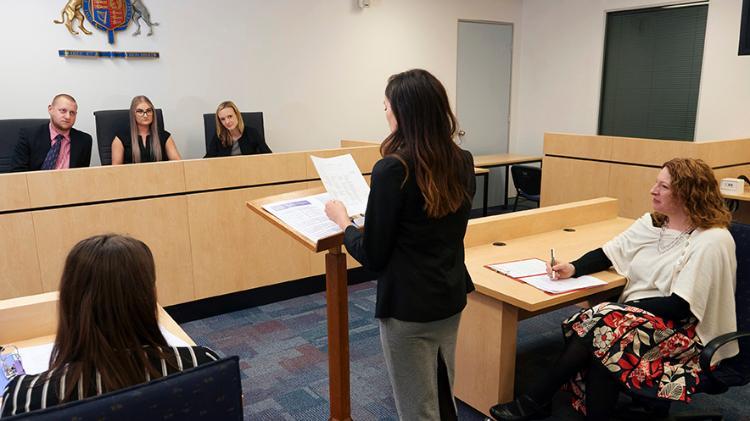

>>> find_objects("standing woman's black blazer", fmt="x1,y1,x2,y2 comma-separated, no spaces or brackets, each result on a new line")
343,149,477,322
204,127,272,158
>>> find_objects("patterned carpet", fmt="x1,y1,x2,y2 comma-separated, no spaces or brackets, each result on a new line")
181,281,749,420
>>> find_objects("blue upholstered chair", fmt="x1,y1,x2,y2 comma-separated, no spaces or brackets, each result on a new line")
0,119,49,173
510,164,541,211
5,356,243,420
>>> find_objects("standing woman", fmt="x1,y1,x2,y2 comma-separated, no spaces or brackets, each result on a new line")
111,95,182,165
325,69,476,420
204,101,272,158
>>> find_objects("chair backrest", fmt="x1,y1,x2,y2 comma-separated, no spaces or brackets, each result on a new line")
93,109,165,165
510,164,542,196
0,119,49,173
729,222,750,369
203,112,265,154
5,356,243,420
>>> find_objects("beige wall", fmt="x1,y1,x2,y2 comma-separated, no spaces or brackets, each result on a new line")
513,0,750,157
2,0,523,163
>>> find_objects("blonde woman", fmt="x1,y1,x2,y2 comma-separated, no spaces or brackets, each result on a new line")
111,96,181,165
204,101,271,158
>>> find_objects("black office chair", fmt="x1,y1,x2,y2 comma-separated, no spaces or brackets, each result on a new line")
93,109,165,165
619,222,750,420
0,118,49,173
202,112,265,155
510,164,542,211
5,356,243,420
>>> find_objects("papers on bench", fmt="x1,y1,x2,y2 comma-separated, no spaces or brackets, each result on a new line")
262,154,370,244
15,325,191,375
486,258,607,294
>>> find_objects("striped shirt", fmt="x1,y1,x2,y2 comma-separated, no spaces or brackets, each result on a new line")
1,346,219,418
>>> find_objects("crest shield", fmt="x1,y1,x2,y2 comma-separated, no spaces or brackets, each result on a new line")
83,0,133,44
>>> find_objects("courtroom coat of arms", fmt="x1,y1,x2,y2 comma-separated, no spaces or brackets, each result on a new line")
54,0,159,44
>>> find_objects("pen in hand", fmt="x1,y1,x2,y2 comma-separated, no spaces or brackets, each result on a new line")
550,248,557,280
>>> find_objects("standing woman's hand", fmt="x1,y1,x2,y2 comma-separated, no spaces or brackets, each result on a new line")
325,200,352,230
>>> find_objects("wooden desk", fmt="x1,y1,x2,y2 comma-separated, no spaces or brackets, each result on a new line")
454,198,631,416
0,292,194,408
474,167,490,216
473,154,543,209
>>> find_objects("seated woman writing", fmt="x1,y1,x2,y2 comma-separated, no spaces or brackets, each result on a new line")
1,234,219,417
490,158,738,421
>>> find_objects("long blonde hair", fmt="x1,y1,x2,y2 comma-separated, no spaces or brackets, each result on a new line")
129,95,162,163
215,101,245,148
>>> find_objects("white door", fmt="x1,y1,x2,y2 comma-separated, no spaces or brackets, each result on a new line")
456,21,513,209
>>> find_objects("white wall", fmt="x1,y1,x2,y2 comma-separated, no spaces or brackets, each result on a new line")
514,0,750,156
1,0,523,164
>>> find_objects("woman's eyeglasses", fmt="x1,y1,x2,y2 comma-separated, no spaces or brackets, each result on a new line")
135,108,154,117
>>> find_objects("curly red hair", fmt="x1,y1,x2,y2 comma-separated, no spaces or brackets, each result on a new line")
652,158,731,229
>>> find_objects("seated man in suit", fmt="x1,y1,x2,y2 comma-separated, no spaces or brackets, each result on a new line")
11,94,92,172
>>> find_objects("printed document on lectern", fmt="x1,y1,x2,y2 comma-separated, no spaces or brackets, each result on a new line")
262,192,342,242
310,154,370,217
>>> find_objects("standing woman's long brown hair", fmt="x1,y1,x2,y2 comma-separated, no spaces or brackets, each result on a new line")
50,234,171,400
128,95,162,163
380,69,472,218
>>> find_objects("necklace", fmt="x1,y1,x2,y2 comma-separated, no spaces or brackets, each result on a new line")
657,225,693,253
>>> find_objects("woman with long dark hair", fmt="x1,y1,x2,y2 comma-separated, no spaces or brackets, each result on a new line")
1,234,218,417
325,69,476,420
111,95,181,164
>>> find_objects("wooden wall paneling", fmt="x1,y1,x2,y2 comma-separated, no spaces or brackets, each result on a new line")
700,138,750,168
540,156,611,207
340,140,381,147
609,137,695,167
712,164,750,181
0,292,58,344
188,183,313,299
543,133,612,160
25,162,186,208
0,212,43,299
31,196,195,305
464,198,619,248
607,164,661,218
0,173,31,212
182,153,308,191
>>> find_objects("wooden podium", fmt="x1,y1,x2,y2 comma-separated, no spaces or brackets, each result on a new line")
247,188,353,421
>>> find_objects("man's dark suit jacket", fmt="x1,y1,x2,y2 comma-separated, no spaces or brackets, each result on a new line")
11,123,92,172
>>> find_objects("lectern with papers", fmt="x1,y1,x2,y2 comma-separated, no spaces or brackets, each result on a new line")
247,188,354,421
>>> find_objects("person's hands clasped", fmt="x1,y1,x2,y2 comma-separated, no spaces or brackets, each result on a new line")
546,261,575,280
325,200,352,230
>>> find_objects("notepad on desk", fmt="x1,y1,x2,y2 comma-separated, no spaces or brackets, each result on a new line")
486,258,607,294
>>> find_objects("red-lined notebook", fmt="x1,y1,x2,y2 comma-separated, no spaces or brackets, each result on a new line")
486,258,606,294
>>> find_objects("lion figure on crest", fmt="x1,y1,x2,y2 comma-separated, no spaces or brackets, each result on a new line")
132,0,159,36
54,0,92,35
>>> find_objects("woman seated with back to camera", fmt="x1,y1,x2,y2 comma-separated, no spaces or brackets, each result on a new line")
111,95,182,165
204,101,272,158
1,234,219,417
490,158,738,421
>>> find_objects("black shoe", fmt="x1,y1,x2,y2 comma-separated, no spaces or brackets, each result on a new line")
489,395,549,421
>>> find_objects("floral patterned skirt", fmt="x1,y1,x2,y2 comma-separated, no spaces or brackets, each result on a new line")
561,302,702,415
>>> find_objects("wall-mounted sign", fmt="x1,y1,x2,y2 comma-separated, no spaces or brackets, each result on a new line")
54,0,159,44
59,49,159,58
